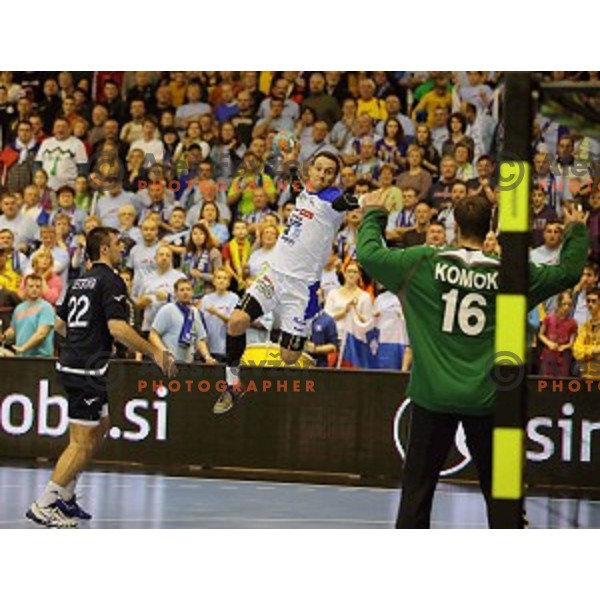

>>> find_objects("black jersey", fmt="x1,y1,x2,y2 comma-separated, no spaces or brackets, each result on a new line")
56,262,128,375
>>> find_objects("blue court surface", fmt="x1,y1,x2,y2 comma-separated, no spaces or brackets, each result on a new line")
1,465,598,528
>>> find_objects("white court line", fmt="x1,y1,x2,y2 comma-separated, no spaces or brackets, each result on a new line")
3,466,600,504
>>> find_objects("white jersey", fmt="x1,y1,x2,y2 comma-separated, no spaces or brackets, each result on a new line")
270,187,345,282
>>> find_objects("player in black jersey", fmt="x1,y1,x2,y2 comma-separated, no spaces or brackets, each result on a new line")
26,227,176,528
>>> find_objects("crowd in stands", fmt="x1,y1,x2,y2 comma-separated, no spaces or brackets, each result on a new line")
0,71,599,375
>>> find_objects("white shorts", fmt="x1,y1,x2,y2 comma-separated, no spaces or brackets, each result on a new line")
244,266,320,339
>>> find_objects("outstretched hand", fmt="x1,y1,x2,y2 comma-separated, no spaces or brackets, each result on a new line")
360,189,391,211
563,206,589,226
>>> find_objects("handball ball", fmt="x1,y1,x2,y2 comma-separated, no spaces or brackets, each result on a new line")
272,131,297,156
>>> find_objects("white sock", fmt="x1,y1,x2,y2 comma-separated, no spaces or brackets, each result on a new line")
37,481,70,507
225,366,240,387
64,476,78,501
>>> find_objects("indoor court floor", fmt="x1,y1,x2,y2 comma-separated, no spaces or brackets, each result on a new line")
0,465,598,528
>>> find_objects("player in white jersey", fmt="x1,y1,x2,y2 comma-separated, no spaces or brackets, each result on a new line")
213,151,360,414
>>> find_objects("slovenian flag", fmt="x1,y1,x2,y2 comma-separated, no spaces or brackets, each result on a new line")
338,316,377,369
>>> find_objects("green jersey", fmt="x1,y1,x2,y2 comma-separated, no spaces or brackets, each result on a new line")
357,208,589,415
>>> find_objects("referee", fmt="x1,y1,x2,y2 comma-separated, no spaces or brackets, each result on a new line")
26,227,176,528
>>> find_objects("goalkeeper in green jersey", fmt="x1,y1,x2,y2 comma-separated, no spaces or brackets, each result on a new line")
357,192,589,528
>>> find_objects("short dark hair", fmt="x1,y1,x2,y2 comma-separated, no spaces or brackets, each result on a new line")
587,287,600,299
24,273,43,285
86,226,120,261
312,151,341,177
454,196,492,243
174,277,192,291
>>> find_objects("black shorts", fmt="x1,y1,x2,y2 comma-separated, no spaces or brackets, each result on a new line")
57,371,109,424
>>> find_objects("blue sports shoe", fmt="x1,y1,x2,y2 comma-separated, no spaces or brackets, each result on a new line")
53,496,92,520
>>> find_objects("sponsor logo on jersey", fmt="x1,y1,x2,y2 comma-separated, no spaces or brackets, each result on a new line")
254,274,275,299
393,398,472,476
72,278,97,290
298,208,314,220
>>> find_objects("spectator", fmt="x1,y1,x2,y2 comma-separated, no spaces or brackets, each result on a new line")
87,104,109,147
396,145,433,201
37,78,62,132
466,155,496,202
34,117,88,191
353,136,381,182
73,174,92,213
199,202,229,245
320,250,342,302
298,120,338,166
21,184,50,227
181,222,222,298
227,151,276,217
200,267,239,363
28,114,47,145
50,185,87,233
357,78,387,122
573,287,600,379
126,71,156,107
129,116,164,163
425,221,447,247
20,249,62,307
377,164,403,212
134,245,183,335
330,98,357,152
302,72,341,129
411,73,453,128
427,155,458,210
1,273,55,357
0,228,29,275
128,217,161,297
325,261,373,344
324,71,349,104
437,181,467,245
376,118,407,169
306,288,338,367
101,78,129,127
174,121,210,163
441,112,475,158
120,99,147,145
342,113,378,166
253,97,295,139
587,188,600,265
454,141,476,181
0,120,39,194
214,84,240,124
453,71,492,113
531,221,562,266
375,94,415,140
401,202,431,248
336,208,362,264
37,225,70,303
90,118,129,170
210,121,243,183
149,277,216,364
231,90,257,147
0,246,20,293
571,263,599,326
414,124,441,178
257,78,300,122
247,223,279,281
91,179,136,229
538,291,578,377
242,187,274,238
386,186,418,248
531,188,559,248
0,274,21,343
429,105,450,154
174,80,211,130
0,193,39,253
117,203,142,262
222,220,251,293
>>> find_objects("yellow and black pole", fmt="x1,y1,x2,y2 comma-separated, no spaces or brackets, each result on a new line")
491,72,532,528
